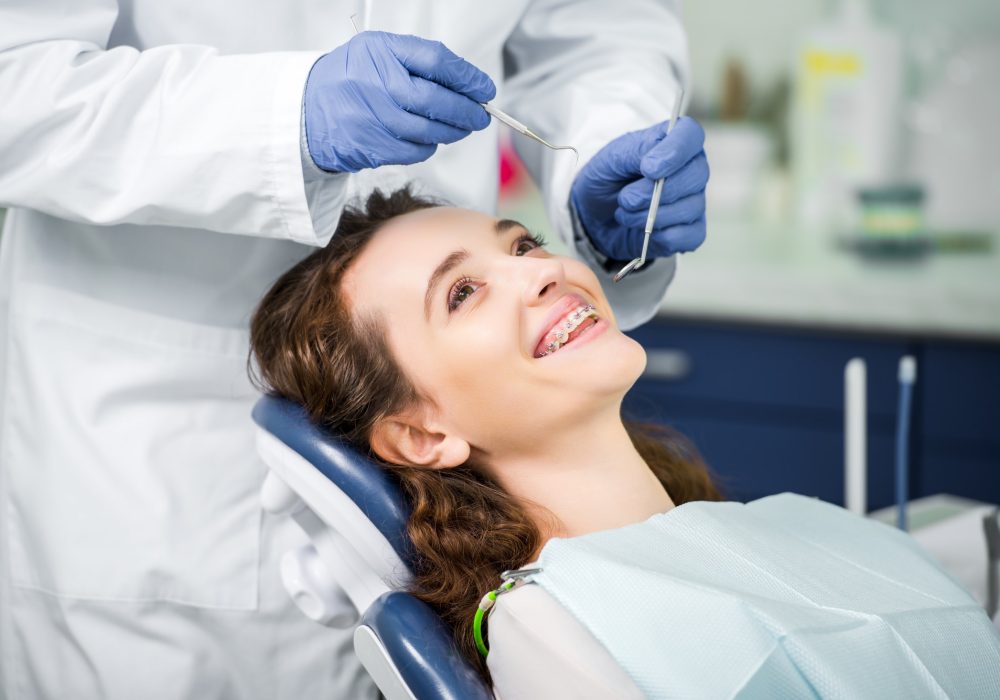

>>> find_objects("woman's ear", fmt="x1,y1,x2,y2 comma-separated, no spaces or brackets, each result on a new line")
370,413,470,469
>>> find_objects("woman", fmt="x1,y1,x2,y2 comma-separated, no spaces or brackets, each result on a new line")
250,188,1000,699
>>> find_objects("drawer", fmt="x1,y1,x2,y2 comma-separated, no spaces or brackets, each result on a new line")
623,395,900,510
919,448,1000,505
920,343,1000,446
628,321,911,418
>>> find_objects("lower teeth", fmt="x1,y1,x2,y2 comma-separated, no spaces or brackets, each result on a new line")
545,317,595,356
539,307,598,357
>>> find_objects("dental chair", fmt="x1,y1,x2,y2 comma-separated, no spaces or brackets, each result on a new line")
252,395,492,700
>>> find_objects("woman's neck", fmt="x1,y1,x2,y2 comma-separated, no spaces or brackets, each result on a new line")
490,412,675,547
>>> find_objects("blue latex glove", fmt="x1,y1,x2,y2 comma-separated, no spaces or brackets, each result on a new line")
570,117,709,262
304,31,496,173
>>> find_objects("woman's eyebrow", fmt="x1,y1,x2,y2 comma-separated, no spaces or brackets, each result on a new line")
424,249,470,319
495,218,526,235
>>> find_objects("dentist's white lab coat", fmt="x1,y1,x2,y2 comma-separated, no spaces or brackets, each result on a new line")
0,1,687,697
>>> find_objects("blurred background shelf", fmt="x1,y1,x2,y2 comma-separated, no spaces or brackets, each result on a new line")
659,217,1000,342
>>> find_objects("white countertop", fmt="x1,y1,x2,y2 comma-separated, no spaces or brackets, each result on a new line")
658,219,1000,342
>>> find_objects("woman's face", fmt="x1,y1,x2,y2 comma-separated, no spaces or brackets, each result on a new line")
343,206,646,461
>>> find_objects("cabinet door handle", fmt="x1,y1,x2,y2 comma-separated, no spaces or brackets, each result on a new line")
642,349,692,381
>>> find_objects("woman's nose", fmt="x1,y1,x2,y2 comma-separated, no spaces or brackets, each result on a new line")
518,255,567,307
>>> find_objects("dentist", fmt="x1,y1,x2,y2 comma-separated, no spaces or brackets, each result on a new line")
0,1,708,697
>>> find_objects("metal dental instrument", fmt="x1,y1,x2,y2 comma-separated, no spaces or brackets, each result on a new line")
481,103,579,159
613,90,685,283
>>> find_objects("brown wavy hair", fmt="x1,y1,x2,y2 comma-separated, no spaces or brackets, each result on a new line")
249,187,721,682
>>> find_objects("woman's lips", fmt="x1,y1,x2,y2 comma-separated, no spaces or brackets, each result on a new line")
533,301,599,358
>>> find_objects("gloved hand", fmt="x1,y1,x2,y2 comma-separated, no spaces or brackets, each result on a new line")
304,31,496,173
570,117,709,262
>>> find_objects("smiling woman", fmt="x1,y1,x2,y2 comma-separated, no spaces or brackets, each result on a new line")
249,188,1000,699
248,187,720,686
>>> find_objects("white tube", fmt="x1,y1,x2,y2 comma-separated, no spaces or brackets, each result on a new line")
845,358,867,515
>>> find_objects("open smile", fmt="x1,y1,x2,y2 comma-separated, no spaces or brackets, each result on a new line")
533,298,601,358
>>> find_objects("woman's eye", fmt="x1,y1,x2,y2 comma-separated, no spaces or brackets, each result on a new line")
515,240,536,256
448,278,482,312
514,233,546,256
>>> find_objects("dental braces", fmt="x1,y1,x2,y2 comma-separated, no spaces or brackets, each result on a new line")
542,304,597,355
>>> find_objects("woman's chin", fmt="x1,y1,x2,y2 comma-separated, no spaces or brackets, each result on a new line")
618,334,648,387
543,325,646,393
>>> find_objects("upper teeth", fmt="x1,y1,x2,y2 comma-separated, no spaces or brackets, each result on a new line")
542,304,597,356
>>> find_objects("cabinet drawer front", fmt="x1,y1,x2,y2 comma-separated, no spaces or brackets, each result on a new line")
921,344,1000,446
624,395,899,510
628,322,909,418
920,449,1000,504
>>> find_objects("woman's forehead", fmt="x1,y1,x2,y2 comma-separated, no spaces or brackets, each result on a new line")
377,206,496,243
367,207,499,269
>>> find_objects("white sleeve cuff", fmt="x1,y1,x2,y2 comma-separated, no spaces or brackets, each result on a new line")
269,51,349,247
300,104,331,183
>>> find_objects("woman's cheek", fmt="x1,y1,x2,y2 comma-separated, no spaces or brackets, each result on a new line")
446,326,517,394
465,319,512,361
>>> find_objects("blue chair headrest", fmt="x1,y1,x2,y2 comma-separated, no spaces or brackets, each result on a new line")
362,592,493,700
251,394,414,567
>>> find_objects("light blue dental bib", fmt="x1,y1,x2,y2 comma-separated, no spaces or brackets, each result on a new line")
530,494,1000,699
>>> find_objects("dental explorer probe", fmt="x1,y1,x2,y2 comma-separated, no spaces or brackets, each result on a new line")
481,103,579,159
613,90,685,283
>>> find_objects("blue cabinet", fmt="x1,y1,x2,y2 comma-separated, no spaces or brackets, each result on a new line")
625,320,1000,509
916,343,1000,501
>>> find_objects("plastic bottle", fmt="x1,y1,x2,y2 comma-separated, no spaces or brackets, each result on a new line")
791,0,903,230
